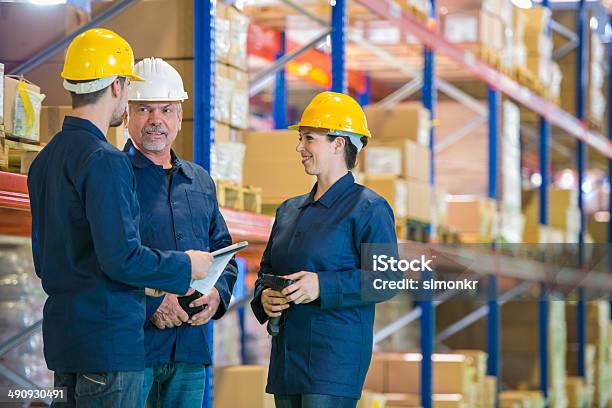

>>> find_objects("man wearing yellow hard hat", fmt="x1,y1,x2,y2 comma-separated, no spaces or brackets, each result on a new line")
123,57,237,408
27,29,214,407
251,92,399,408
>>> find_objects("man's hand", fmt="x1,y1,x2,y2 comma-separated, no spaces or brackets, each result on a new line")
261,288,290,317
186,250,213,281
281,271,320,304
150,294,189,329
188,288,220,326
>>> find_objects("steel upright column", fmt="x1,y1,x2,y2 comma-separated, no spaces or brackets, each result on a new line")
358,74,372,107
538,0,551,401
274,32,287,129
330,0,347,93
194,1,215,407
420,2,436,407
487,86,500,408
576,0,587,380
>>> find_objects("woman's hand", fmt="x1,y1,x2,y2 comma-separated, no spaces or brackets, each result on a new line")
282,271,320,304
261,288,290,317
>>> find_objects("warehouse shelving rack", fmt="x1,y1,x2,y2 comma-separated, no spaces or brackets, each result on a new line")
1,1,611,407
244,1,611,408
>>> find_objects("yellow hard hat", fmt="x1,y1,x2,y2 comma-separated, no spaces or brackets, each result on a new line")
61,28,144,93
288,91,372,139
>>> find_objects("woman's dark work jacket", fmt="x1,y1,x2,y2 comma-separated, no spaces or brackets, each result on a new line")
250,171,400,399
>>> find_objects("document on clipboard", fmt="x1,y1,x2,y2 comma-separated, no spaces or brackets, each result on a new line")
190,241,248,295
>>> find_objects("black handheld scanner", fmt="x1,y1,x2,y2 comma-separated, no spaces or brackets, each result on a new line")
261,274,295,336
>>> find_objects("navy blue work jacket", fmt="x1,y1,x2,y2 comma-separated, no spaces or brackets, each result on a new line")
27,117,192,373
250,172,398,399
123,139,237,367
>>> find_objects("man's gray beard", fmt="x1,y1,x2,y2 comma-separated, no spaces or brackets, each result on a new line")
142,138,167,152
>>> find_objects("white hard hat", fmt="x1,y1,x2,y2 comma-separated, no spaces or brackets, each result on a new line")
128,57,188,102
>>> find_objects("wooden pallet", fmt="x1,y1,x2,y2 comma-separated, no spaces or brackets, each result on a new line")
216,181,262,214
436,225,460,244
395,219,431,243
0,134,43,173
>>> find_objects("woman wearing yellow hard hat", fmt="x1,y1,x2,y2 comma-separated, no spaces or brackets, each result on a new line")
251,92,399,408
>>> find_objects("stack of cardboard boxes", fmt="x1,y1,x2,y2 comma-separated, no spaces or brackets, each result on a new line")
209,2,249,184
566,301,610,407
479,0,514,70
567,344,596,407
242,130,315,213
522,188,580,243
499,101,525,243
589,32,606,127
500,301,567,408
361,351,493,408
445,195,497,243
214,365,274,408
361,103,432,228
512,5,562,101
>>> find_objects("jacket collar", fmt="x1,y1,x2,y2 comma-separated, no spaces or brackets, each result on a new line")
299,171,355,209
123,139,194,180
62,116,107,142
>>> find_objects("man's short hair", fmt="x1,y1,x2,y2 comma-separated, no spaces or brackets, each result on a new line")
68,77,126,109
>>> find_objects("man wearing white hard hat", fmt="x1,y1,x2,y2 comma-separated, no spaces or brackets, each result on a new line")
124,57,237,407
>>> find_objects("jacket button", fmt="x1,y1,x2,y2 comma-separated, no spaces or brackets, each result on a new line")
176,233,183,240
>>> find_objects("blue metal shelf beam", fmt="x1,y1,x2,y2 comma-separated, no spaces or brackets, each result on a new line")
486,87,500,406
576,0,588,380
274,32,288,130
194,1,215,406
331,0,347,93
538,0,551,400
419,2,436,407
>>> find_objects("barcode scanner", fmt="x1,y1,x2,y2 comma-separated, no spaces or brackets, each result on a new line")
261,274,295,336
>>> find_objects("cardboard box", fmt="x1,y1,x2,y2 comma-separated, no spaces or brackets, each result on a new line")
39,105,72,143
499,390,545,408
243,130,315,204
214,365,274,408
364,104,430,147
366,140,430,183
20,151,38,174
228,67,248,129
446,195,496,236
363,145,402,177
450,350,487,383
227,6,250,70
216,2,231,64
384,393,466,408
479,10,504,51
482,376,497,408
215,122,231,144
383,353,471,395
3,76,44,141
216,63,233,125
523,188,579,231
363,176,408,219
565,377,587,408
406,180,431,223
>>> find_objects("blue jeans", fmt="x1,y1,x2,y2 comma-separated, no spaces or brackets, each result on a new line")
51,371,143,407
141,362,206,408
274,394,357,408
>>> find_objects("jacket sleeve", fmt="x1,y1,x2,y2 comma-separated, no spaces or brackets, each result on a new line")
79,150,191,295
250,206,282,325
208,176,237,320
317,199,400,309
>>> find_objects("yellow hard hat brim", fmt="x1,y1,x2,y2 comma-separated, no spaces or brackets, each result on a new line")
287,124,300,130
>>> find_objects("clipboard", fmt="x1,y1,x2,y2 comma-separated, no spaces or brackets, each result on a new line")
190,241,248,295
211,241,248,258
